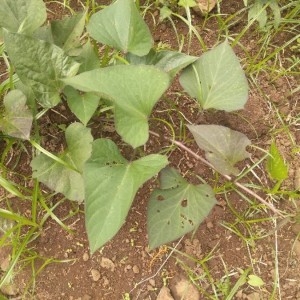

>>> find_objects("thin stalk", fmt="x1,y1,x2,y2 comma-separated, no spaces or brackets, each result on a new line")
149,130,285,217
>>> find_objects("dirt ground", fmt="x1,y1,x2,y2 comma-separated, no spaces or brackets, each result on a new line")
0,0,300,299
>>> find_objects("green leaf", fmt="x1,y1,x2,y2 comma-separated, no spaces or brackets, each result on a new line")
77,40,100,73
188,125,251,176
179,41,248,111
64,86,100,126
269,0,281,29
178,0,197,7
148,167,216,249
4,31,80,108
0,90,33,140
63,65,170,148
32,24,54,43
159,6,172,21
84,139,168,253
51,11,86,53
127,49,198,77
0,0,46,34
87,0,153,56
15,80,36,113
248,274,265,287
31,123,93,201
248,1,267,29
266,141,288,181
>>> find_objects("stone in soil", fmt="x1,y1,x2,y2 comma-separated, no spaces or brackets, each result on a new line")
91,269,101,282
156,286,174,300
171,277,200,300
100,257,115,272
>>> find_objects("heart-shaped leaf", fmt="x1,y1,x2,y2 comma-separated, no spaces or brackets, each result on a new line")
4,31,80,108
63,65,170,148
188,124,251,176
127,49,198,77
64,86,100,126
0,0,46,34
148,167,216,249
0,90,33,140
179,40,248,111
31,123,93,201
87,0,153,56
84,139,168,253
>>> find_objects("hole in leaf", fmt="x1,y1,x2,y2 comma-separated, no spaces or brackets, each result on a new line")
181,199,188,207
157,195,165,201
180,214,187,222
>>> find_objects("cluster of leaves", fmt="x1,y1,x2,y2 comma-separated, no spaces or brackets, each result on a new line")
244,0,281,29
0,0,255,254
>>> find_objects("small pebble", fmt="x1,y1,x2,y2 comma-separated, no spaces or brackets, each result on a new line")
91,269,100,282
147,284,155,291
0,255,11,272
132,265,140,274
124,264,132,272
157,286,174,300
102,276,109,287
149,279,156,287
206,221,214,229
82,252,89,262
100,257,115,272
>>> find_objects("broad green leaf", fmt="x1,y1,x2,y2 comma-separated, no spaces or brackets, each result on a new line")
266,141,288,181
4,31,80,108
15,80,36,113
84,139,168,253
87,0,153,56
248,274,265,287
0,0,46,34
179,41,248,111
31,123,93,201
0,90,33,140
64,86,100,126
188,125,251,176
63,65,170,148
51,12,86,53
148,167,216,249
77,40,100,73
32,24,53,43
127,49,197,77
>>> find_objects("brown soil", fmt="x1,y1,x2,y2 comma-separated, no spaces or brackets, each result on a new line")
0,0,300,300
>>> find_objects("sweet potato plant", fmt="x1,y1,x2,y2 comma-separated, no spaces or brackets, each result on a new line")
0,0,254,253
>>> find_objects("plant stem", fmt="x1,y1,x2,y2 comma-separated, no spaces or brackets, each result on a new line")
149,130,285,217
